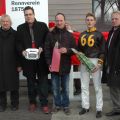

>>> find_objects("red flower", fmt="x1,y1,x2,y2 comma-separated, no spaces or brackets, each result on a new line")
49,21,55,28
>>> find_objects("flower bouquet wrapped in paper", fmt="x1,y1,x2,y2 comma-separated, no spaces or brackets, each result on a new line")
71,48,95,72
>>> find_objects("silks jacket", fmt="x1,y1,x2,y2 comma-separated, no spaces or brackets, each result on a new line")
78,28,106,65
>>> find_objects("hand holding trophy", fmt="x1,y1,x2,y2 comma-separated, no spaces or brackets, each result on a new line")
22,48,41,60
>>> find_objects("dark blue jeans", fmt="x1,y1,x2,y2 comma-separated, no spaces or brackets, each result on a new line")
51,73,70,108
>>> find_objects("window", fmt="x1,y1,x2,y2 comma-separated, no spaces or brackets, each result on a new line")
93,0,120,31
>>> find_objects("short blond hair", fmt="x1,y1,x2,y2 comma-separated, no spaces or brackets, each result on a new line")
86,13,96,20
112,11,120,16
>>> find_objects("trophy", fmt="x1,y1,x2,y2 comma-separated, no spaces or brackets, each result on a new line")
25,48,40,60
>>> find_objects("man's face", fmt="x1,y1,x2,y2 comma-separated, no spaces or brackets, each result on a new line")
112,13,120,27
85,16,96,29
55,14,65,29
24,9,35,24
1,17,11,31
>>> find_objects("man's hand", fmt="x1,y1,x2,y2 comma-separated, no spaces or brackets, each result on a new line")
22,50,27,57
17,67,22,72
59,47,67,54
38,47,43,55
92,64,102,73
49,65,52,72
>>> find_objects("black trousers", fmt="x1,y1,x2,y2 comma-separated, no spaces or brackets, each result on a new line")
73,65,81,91
110,86,120,112
27,73,48,107
0,90,19,107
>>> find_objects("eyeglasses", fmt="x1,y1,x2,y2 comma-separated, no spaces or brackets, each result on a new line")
24,13,33,16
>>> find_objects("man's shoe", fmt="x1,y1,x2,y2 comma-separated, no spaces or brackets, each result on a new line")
42,106,49,114
106,110,120,116
96,111,102,118
63,107,71,115
28,104,37,112
79,108,89,115
0,105,6,112
51,106,61,114
74,90,81,95
11,105,19,111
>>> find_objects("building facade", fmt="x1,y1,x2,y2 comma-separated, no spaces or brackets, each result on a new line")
48,0,92,32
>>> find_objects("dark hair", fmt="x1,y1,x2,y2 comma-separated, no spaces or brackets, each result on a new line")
86,13,96,20
55,13,66,20
23,6,35,14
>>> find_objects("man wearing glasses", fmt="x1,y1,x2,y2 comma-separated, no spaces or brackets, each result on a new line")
16,6,49,113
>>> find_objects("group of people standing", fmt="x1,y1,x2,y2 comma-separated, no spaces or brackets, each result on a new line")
0,6,120,119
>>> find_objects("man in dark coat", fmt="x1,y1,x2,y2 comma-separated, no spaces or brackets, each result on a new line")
0,14,21,112
102,11,120,116
45,13,76,115
16,6,49,113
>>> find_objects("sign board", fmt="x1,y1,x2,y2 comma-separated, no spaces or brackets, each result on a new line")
0,0,48,80
0,0,48,30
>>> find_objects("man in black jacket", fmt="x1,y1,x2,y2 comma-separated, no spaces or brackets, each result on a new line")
45,13,76,115
16,6,49,113
102,11,120,116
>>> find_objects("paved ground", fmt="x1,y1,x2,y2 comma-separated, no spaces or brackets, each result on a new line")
0,84,120,120
0,87,52,120
52,84,120,120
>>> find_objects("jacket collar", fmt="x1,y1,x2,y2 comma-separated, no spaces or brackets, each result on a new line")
107,26,120,47
52,26,67,33
87,27,96,32
25,19,37,28
0,27,13,33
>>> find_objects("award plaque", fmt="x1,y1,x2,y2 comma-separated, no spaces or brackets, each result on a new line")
25,48,40,60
